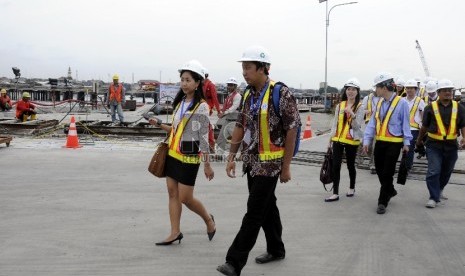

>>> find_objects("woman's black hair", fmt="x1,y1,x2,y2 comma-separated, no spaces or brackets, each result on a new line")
341,86,361,125
172,70,205,111
251,61,270,75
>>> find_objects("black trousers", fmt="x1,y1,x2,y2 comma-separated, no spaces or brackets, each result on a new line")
374,141,403,206
225,172,285,275
331,142,358,195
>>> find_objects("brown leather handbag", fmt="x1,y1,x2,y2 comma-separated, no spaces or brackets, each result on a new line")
148,138,169,178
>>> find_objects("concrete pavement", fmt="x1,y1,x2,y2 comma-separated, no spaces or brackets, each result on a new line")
1,137,465,276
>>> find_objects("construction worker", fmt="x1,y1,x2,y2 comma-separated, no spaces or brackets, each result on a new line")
0,89,12,111
362,73,412,215
217,45,301,276
415,77,425,98
107,74,125,124
416,79,465,208
202,69,221,116
202,68,220,153
395,78,406,97
424,80,438,105
404,79,425,171
361,89,380,174
325,78,364,202
15,92,37,121
454,90,462,103
216,77,242,156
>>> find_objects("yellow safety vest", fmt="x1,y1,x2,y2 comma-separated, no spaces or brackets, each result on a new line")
365,93,374,123
168,101,202,164
242,81,285,161
418,87,425,98
331,101,361,146
375,95,403,143
427,101,458,141
409,96,421,129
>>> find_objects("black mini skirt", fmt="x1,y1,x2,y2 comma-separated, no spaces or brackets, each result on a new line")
164,154,201,186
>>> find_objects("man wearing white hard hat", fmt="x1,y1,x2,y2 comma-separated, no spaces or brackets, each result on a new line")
106,74,125,124
362,73,412,215
404,79,425,171
395,78,406,97
217,45,301,276
416,79,465,208
360,86,381,174
216,77,242,156
424,80,438,105
454,89,462,104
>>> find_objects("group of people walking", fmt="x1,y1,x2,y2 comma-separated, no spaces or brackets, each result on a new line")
327,73,465,215
147,44,464,276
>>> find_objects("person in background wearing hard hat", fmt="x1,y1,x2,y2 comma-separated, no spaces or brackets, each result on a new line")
106,74,125,124
454,90,462,104
362,73,412,215
0,89,12,111
395,78,406,97
360,88,380,174
217,46,301,276
415,77,425,98
404,79,425,171
416,79,465,208
15,92,37,121
216,77,242,157
325,78,364,202
150,59,216,246
424,80,438,105
202,69,221,153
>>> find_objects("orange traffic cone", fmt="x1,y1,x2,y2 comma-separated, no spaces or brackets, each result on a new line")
301,115,313,140
64,116,82,148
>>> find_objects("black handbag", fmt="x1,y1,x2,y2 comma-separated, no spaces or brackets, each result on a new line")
320,147,333,191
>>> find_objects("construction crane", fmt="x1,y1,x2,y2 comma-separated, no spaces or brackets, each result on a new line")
415,40,431,77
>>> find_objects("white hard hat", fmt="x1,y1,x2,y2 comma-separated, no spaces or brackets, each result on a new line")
178,60,206,79
425,80,438,93
404,79,418,88
226,77,238,85
344,78,360,89
395,78,406,87
437,79,455,90
373,72,394,86
454,90,462,97
238,45,271,64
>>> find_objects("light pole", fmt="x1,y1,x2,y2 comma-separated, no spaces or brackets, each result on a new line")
319,0,357,111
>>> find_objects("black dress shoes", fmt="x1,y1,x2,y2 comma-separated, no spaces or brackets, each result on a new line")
255,252,285,264
217,263,237,276
376,204,386,215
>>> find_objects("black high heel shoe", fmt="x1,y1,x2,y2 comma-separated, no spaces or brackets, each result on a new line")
155,232,183,246
207,214,216,241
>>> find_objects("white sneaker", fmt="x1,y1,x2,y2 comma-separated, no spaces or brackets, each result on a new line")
440,191,448,200
426,199,436,208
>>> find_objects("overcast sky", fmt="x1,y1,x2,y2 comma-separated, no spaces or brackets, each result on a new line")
1,0,464,89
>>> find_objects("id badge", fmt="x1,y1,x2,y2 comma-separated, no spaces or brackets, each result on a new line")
243,129,251,145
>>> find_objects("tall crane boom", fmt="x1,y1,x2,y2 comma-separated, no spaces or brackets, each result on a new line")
415,40,431,77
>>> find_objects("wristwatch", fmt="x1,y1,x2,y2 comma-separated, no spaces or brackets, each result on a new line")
156,118,162,126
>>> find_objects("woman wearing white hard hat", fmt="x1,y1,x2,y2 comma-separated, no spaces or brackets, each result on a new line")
150,59,216,246
326,78,364,202
216,77,242,155
362,72,413,215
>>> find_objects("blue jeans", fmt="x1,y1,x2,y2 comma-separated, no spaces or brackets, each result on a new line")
110,103,124,122
407,130,419,169
425,145,458,202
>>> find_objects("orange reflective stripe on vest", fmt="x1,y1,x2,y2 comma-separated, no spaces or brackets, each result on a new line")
331,101,361,146
427,101,458,141
375,95,403,142
168,101,202,164
109,84,123,102
409,96,421,129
